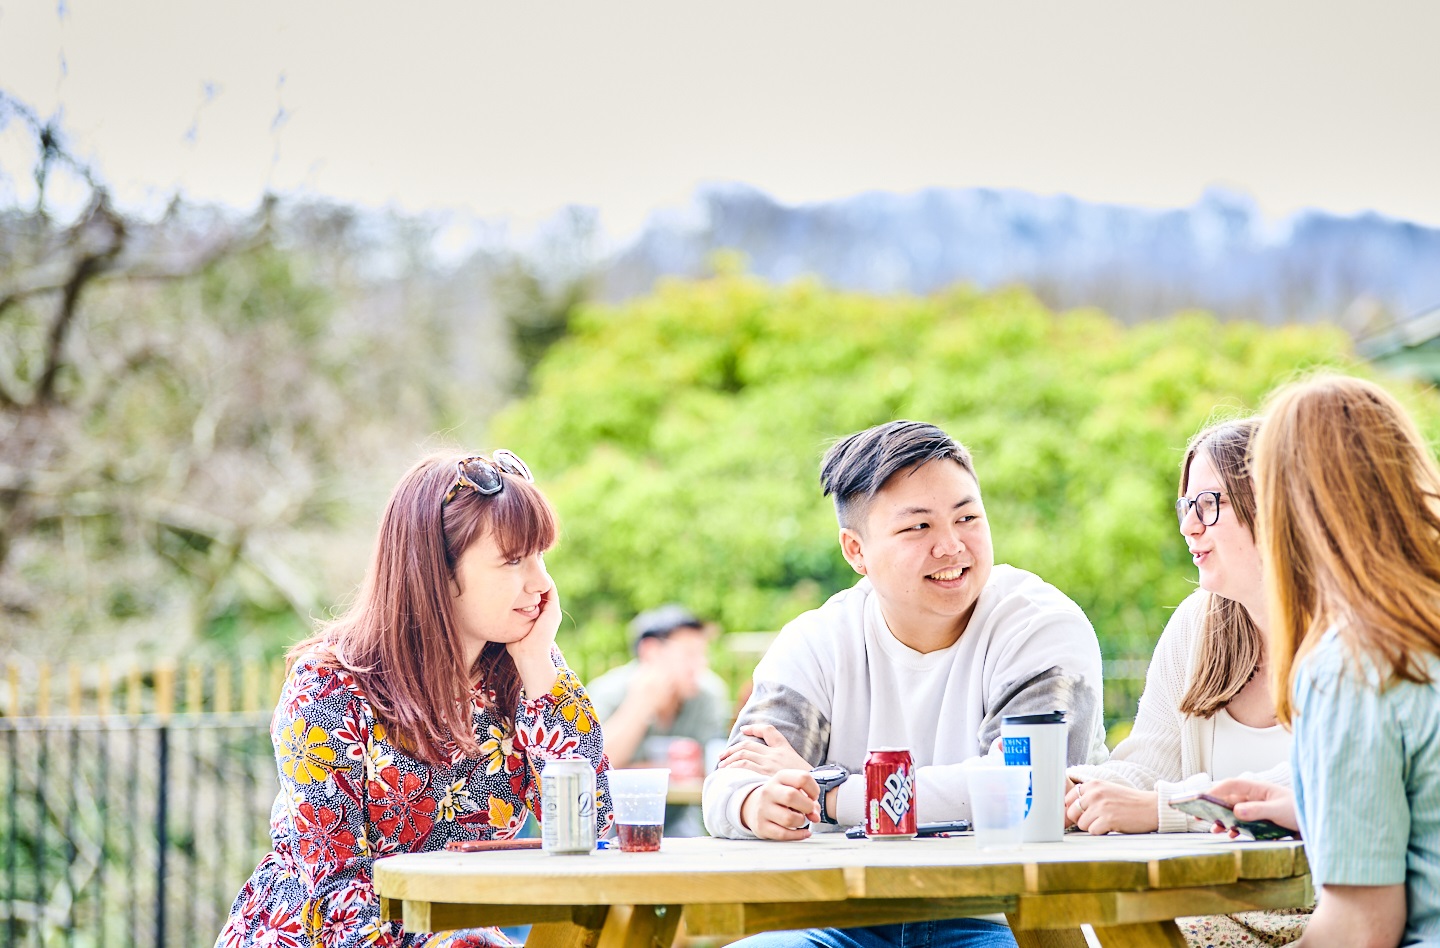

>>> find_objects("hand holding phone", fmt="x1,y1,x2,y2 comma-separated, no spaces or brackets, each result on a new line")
1168,792,1293,840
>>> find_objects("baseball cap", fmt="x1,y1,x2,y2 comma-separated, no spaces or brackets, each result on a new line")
629,604,704,649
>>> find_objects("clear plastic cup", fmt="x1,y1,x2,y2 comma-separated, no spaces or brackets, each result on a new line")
966,763,1030,850
607,767,670,852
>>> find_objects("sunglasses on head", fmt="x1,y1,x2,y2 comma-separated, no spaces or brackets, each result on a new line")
442,450,533,506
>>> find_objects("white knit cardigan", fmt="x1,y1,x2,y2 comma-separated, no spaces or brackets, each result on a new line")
1068,590,1292,833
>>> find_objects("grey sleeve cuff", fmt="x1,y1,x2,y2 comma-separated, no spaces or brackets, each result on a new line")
702,768,765,839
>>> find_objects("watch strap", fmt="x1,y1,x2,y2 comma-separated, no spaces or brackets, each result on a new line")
813,765,849,824
818,784,837,824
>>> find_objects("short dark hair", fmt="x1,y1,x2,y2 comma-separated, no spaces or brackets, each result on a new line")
629,604,704,652
820,420,976,531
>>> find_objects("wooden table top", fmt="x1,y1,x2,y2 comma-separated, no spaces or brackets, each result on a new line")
377,832,1306,904
665,779,704,806
376,831,1311,948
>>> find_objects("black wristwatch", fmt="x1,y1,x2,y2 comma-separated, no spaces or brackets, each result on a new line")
811,763,850,824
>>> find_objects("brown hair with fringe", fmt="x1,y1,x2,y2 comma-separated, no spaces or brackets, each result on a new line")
1177,416,1266,718
288,452,557,765
1254,375,1440,726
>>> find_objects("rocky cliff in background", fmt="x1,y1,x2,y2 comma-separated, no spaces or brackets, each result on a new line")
604,183,1440,326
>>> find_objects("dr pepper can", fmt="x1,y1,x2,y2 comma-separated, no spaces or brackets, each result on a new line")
864,747,917,839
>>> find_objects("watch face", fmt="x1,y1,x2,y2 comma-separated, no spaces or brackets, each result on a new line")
812,764,846,783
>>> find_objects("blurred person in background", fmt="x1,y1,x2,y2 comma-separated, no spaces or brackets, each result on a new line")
1065,417,1308,946
588,605,731,768
1209,375,1440,948
216,451,611,948
586,605,730,835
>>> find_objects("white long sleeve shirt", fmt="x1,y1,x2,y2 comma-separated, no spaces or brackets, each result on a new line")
703,565,1109,839
1067,590,1292,832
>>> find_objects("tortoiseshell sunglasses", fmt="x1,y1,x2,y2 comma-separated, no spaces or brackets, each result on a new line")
442,450,533,506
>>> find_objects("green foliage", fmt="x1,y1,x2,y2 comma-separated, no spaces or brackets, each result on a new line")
491,272,1425,672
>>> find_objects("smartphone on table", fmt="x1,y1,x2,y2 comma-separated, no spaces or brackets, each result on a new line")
845,820,971,839
1168,792,1293,840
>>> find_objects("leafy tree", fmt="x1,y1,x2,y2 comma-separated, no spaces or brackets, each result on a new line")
490,270,1438,688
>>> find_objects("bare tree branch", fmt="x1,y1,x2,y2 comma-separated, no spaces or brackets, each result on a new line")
0,278,76,321
34,195,127,405
0,223,269,324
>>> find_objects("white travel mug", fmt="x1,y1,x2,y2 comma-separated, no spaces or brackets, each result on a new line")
1000,710,1068,843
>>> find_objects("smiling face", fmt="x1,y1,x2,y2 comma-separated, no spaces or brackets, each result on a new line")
451,528,554,662
1181,451,1265,614
839,459,993,651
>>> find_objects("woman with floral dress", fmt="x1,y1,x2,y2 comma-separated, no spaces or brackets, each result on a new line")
216,450,613,948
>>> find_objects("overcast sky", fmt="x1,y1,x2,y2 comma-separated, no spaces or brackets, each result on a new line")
2,0,1437,238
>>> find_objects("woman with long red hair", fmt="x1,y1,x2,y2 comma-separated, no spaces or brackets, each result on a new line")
1212,375,1440,947
217,451,612,948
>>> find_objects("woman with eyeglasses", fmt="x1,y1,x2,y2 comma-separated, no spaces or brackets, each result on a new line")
1065,417,1307,946
1206,376,1440,947
217,451,612,948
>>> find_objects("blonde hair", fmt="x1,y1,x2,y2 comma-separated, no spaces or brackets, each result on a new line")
1177,417,1265,719
1254,374,1440,726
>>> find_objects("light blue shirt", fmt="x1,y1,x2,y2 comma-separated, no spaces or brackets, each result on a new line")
1293,627,1440,946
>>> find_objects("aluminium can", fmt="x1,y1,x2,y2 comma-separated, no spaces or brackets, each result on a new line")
864,747,917,839
540,757,596,855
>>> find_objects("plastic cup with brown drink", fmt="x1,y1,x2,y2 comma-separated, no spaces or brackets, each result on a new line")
608,768,669,852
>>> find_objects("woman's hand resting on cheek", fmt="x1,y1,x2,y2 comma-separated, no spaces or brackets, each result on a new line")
508,585,562,698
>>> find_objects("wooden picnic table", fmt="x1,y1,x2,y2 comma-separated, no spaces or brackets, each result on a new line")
665,779,704,807
375,831,1311,948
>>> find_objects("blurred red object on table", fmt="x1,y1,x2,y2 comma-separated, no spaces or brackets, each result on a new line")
667,738,704,781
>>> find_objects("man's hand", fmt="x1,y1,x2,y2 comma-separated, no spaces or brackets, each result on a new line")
719,724,812,776
1207,777,1300,833
626,661,682,714
1064,779,1159,835
598,658,680,769
739,769,821,840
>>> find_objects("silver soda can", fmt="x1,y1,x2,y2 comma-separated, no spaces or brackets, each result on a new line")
541,757,596,855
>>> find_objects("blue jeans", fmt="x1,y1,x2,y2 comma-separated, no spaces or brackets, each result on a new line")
726,918,1017,948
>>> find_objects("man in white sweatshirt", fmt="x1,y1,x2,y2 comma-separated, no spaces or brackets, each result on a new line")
702,420,1108,948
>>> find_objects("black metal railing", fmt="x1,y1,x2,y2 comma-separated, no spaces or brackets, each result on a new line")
0,713,277,948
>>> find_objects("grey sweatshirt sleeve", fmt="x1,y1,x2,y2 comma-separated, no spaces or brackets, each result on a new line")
977,663,1109,767
701,679,833,838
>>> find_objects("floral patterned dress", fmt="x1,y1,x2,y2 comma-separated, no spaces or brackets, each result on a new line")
216,648,613,948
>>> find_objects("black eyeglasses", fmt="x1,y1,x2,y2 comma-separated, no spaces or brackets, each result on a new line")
442,450,533,506
1175,490,1223,528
